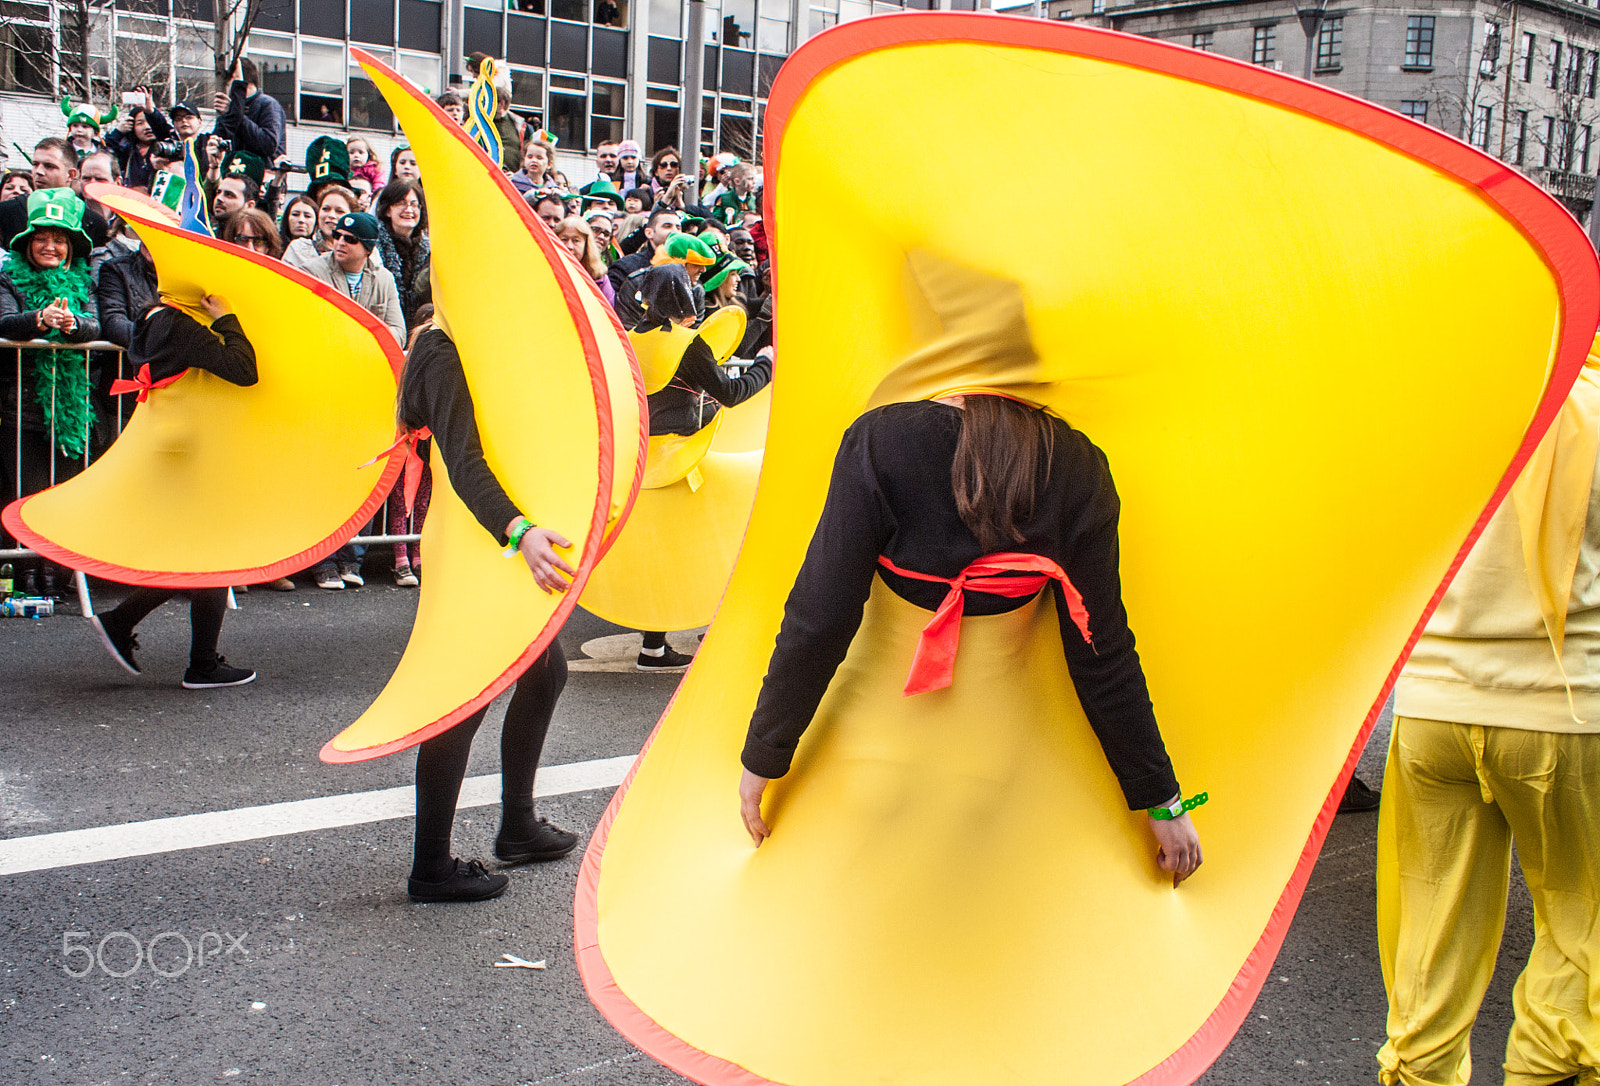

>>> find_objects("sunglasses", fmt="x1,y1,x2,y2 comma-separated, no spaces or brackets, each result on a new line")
659,160,680,168
332,231,362,243
235,234,266,243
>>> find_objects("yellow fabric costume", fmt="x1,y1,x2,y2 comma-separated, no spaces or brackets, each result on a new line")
1378,351,1600,1086
574,14,1600,1086
1,189,404,587
320,51,644,762
579,306,766,632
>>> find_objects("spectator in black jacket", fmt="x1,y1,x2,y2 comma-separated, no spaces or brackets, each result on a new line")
96,242,159,349
105,87,174,192
211,58,286,161
0,139,112,251
606,207,680,327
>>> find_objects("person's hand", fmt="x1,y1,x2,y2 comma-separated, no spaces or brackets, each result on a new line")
137,85,155,114
739,768,771,846
37,299,76,333
211,90,230,112
513,524,576,593
200,294,231,319
1148,812,1202,886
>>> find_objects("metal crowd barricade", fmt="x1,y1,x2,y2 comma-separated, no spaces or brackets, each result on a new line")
0,338,419,585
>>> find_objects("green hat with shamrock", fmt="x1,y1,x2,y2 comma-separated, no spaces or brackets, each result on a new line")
222,149,268,186
305,135,350,185
9,188,93,260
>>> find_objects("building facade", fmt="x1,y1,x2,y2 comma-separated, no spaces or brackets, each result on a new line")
0,0,983,179
1000,0,1600,221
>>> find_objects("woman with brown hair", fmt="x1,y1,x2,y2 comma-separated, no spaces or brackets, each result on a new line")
737,394,1203,882
281,185,362,270
554,215,614,307
220,208,284,259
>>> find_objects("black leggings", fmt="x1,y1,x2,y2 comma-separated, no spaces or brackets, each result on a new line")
411,639,567,880
106,587,228,668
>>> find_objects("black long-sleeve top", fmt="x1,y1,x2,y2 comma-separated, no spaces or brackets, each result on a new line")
742,400,1179,811
96,246,160,348
130,307,257,386
213,81,286,160
398,327,521,544
647,335,772,436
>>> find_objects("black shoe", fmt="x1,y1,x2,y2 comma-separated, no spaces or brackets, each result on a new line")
181,654,256,689
1338,775,1381,814
408,858,510,903
636,645,694,672
89,614,141,674
495,818,579,864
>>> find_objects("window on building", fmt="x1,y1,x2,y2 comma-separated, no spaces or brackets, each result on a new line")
1544,116,1557,167
1480,20,1500,78
1511,110,1528,165
1316,17,1341,69
1589,52,1599,98
247,34,297,118
1091,0,1105,13
549,72,588,148
1521,31,1536,82
1192,31,1213,52
1253,25,1276,66
592,79,626,145
1584,125,1594,173
1404,15,1434,68
349,47,394,129
1400,99,1429,124
1566,46,1584,94
300,38,346,124
509,67,544,129
1548,40,1563,89
1471,104,1492,148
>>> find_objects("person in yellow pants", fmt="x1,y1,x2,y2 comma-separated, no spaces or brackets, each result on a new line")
1377,353,1600,1086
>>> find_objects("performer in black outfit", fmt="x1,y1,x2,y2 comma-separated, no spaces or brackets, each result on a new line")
90,296,258,690
738,394,1203,882
398,320,578,904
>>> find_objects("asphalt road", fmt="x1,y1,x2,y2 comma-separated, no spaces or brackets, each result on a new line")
1,574,1536,1085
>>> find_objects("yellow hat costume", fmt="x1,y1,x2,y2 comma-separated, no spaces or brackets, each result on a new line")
1,187,404,587
575,14,1600,1086
320,51,645,763
579,304,767,632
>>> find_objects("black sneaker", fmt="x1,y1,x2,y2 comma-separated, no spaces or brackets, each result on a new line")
408,858,510,903
1338,775,1381,814
89,614,141,675
636,645,694,672
495,818,579,864
182,655,257,690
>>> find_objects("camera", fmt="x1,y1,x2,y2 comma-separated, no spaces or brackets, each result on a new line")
151,140,185,161
211,138,232,155
120,90,144,106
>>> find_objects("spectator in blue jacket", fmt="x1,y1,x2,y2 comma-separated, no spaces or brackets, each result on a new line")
211,59,286,161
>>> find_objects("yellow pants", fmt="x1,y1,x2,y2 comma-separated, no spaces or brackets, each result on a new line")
1376,716,1600,1086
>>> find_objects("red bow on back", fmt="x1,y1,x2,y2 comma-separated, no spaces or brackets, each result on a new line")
109,364,186,402
878,552,1093,697
361,428,432,515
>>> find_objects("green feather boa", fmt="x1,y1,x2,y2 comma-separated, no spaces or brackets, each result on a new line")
7,258,95,458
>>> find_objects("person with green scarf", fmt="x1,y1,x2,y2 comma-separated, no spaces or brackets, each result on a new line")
1,188,102,499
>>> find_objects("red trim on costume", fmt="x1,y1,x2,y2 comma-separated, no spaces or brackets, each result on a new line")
576,14,1600,1086
1,195,408,590
109,363,186,402
878,552,1091,696
317,51,648,765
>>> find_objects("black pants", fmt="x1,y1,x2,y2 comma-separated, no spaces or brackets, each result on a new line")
104,587,228,668
411,639,567,880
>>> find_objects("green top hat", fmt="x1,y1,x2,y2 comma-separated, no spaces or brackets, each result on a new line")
9,188,93,261
60,97,117,134
703,253,749,292
222,150,268,186
580,178,627,210
657,231,715,267
306,136,350,185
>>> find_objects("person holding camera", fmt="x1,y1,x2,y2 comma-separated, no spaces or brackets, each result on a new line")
211,59,285,162
106,87,176,192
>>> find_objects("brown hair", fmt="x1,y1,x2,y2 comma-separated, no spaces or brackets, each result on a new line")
556,216,606,280
220,208,284,259
951,395,1056,553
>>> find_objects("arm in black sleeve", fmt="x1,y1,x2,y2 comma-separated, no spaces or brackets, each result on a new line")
743,418,893,778
1056,446,1178,811
408,334,522,542
0,281,40,340
145,108,174,141
191,314,257,386
96,264,137,348
675,335,771,408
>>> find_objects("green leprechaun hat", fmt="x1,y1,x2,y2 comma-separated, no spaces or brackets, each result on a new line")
10,188,94,260
60,97,118,134
306,135,350,185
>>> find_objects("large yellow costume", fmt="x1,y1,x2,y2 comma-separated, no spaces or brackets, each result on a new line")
1,188,404,587
319,51,645,762
575,14,1600,1086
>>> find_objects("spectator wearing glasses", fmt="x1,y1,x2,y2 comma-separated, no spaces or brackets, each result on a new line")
283,185,363,270
585,209,620,264
649,146,692,209
372,179,430,330
555,216,614,307
220,208,283,260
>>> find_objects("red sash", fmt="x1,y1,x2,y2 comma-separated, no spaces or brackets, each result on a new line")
878,552,1093,696
109,364,186,402
361,428,433,516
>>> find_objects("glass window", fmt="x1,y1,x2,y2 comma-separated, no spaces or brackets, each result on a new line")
757,16,788,54
1400,99,1429,124
593,26,629,78
808,9,837,39
1548,40,1563,89
510,67,544,127
300,39,346,124
594,0,626,29
722,47,753,93
1510,110,1527,165
255,0,294,31
553,0,586,20
550,86,587,148
649,36,682,83
399,0,442,53
652,0,684,39
1404,15,1434,67
0,21,52,95
723,0,755,48
1316,18,1341,69
1520,32,1535,82
1252,25,1275,66
1089,0,1104,13
701,0,722,42
1470,104,1491,148
513,0,547,11
1191,31,1213,52
250,51,297,117
351,0,397,46
551,20,588,70
758,52,783,95
174,0,216,18
464,8,504,57
299,0,344,38
506,13,547,65
399,51,440,95
1587,51,1599,98
1543,116,1556,167
720,111,754,161
838,0,870,23
350,49,395,129
592,80,626,145
1479,20,1499,79
1582,125,1592,173
647,104,679,155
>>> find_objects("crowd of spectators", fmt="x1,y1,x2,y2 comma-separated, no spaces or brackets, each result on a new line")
0,56,772,601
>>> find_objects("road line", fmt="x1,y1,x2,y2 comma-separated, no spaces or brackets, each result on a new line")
0,755,636,876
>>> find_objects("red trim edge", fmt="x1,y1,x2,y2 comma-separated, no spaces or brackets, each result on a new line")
577,13,1600,1086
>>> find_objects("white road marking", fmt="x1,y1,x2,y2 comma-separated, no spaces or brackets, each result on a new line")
0,754,636,876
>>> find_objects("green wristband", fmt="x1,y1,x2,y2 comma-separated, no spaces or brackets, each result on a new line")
503,517,534,557
1148,791,1208,820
